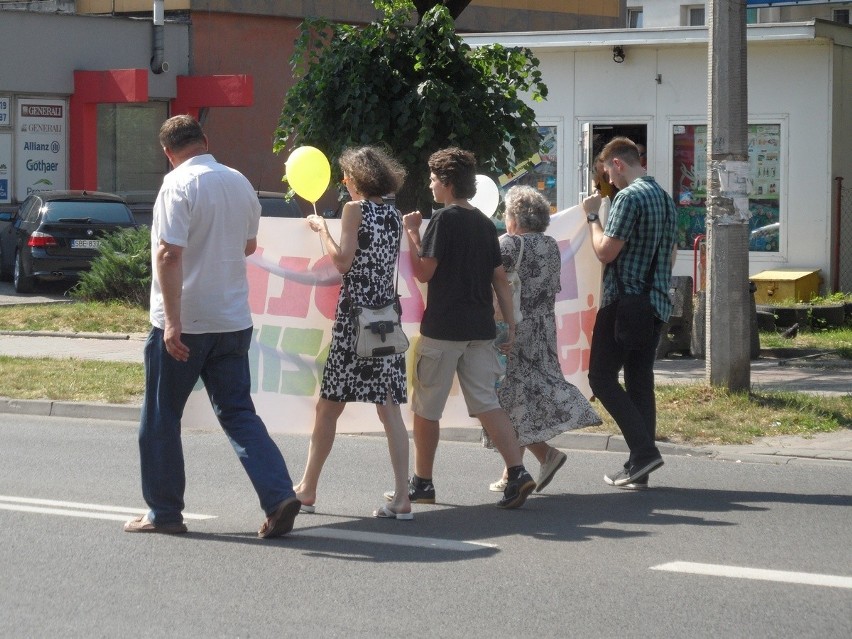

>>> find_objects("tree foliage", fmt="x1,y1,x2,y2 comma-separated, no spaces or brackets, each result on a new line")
413,0,471,20
274,0,547,213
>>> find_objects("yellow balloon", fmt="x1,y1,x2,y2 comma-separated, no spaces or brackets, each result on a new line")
285,146,331,203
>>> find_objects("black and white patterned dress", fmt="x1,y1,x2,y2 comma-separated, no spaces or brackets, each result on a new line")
487,232,601,447
319,200,407,405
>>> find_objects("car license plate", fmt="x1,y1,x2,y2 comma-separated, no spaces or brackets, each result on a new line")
71,239,100,249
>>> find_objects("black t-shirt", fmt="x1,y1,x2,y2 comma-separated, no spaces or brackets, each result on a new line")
419,204,501,340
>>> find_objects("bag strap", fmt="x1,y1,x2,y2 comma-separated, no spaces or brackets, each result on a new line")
514,234,525,273
614,249,658,297
613,191,674,296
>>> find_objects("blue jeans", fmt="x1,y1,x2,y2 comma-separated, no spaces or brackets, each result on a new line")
139,327,294,525
588,302,663,467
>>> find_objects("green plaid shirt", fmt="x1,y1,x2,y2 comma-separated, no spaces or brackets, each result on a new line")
602,176,677,322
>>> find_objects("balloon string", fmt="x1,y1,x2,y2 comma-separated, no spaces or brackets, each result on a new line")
312,202,326,256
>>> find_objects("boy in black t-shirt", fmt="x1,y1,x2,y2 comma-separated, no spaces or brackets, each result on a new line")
388,148,536,509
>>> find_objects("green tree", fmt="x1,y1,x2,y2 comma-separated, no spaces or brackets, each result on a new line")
413,0,471,20
274,0,547,213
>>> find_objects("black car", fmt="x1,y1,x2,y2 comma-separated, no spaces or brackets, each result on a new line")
112,191,304,227
0,190,137,293
257,191,304,218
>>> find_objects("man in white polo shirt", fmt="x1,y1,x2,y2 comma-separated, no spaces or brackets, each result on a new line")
124,115,300,538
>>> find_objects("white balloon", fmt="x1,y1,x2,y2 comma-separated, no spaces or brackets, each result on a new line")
470,174,500,217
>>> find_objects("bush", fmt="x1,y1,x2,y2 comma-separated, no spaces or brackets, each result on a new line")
71,226,151,308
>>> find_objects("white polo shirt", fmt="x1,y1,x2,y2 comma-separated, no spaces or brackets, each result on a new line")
150,154,261,334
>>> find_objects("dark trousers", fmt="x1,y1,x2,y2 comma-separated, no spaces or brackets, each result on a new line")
588,302,663,466
139,327,295,526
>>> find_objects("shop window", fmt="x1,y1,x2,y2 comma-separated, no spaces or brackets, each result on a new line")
498,125,559,217
683,5,705,26
627,8,644,28
97,102,168,195
672,123,781,253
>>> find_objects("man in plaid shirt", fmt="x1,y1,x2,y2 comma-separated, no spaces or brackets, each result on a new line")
582,137,676,490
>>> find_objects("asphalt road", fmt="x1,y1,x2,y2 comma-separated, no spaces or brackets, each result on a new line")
1,414,850,638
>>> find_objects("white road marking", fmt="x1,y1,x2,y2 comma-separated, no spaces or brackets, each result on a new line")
651,561,852,589
2,495,491,550
0,495,215,521
290,528,497,552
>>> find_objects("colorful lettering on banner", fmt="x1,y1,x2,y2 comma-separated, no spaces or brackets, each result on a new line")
181,206,602,433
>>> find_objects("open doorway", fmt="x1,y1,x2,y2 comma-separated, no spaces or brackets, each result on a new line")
579,122,647,201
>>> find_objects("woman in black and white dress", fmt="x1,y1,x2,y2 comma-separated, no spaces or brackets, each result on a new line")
295,146,412,520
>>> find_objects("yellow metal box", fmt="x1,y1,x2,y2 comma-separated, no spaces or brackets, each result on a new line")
750,269,821,304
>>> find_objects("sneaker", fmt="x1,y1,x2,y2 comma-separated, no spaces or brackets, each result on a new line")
497,470,536,509
604,456,663,487
489,478,508,492
383,478,435,504
536,449,567,493
619,476,649,491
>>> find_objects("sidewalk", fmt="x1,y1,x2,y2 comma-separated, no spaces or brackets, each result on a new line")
0,331,849,465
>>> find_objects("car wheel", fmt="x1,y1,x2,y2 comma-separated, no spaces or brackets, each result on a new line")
13,249,34,293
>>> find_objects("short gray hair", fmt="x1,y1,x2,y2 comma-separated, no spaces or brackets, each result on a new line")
504,185,551,232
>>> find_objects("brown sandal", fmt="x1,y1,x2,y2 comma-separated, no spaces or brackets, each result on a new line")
123,514,187,534
258,497,301,539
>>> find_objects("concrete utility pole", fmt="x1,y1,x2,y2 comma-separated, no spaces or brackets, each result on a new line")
705,0,751,390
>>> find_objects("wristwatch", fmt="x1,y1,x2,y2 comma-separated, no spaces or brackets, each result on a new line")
586,211,599,223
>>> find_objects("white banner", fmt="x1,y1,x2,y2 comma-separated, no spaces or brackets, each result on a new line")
183,205,602,434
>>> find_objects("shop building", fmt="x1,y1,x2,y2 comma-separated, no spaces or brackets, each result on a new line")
466,20,852,292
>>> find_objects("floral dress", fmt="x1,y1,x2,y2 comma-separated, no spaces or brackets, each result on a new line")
485,232,601,448
319,200,407,404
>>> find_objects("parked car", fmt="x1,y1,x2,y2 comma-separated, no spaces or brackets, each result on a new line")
0,204,20,279
0,190,137,293
114,190,304,226
115,190,158,228
257,191,304,218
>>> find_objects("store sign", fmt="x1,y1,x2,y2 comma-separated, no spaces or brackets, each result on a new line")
0,135,11,203
0,96,10,127
16,97,67,196
747,0,843,5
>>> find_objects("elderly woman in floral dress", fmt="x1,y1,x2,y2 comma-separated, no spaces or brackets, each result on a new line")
487,185,601,492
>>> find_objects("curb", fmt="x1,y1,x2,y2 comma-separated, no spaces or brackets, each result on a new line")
0,330,145,340
0,398,140,423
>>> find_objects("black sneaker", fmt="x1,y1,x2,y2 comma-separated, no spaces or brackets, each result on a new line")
619,476,649,491
605,456,663,487
497,470,536,509
383,478,435,504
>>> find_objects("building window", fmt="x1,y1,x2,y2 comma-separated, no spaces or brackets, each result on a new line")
833,9,850,24
683,5,705,26
627,8,643,28
497,125,559,222
746,8,759,24
97,102,168,195
672,123,781,253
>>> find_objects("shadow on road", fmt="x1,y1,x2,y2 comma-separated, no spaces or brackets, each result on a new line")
159,487,849,563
